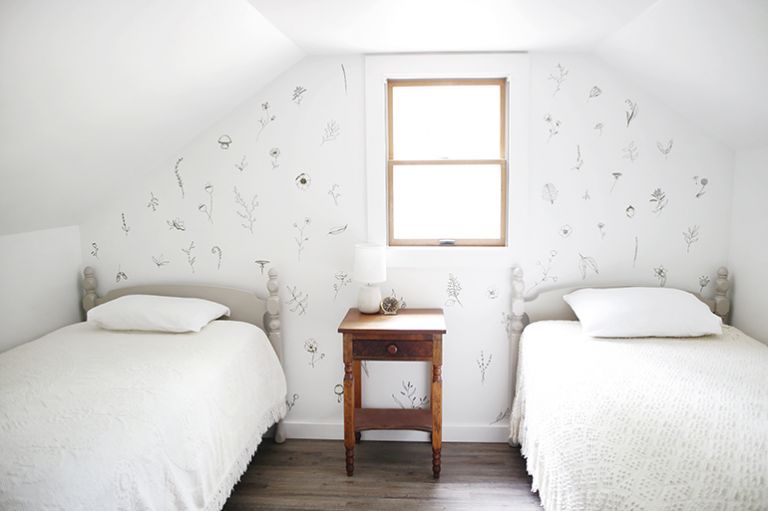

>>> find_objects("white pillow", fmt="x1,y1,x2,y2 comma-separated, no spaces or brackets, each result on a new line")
563,287,722,338
87,295,230,333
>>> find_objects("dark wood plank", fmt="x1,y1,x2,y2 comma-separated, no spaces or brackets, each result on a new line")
223,440,540,511
338,309,447,334
355,408,432,432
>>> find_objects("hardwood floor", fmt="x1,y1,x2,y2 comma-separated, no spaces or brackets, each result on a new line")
224,440,540,511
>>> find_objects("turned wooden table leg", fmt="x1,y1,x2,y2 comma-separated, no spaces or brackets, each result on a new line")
354,360,362,444
343,334,355,476
432,334,443,479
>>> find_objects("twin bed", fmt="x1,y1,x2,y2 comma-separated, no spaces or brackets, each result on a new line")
507,266,768,510
0,267,287,511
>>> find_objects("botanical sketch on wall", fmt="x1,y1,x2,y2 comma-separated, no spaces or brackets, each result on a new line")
333,271,352,300
633,236,639,267
292,86,307,105
657,139,674,159
654,265,668,287
121,213,130,237
572,145,584,171
167,217,185,231
392,381,429,409
594,122,604,135
487,286,499,300
529,250,558,290
559,224,573,238
181,241,196,274
286,393,299,412
173,157,185,198
304,338,325,367
333,384,344,404
544,114,561,142
341,64,348,95
501,312,513,335
597,222,606,239
611,172,623,192
477,350,492,384
255,102,276,143
152,254,170,267
198,183,214,223
115,267,128,283
626,205,636,218
445,273,463,307
234,186,258,234
683,226,700,253
211,246,222,269
698,275,710,293
293,217,311,261
548,63,568,95
694,176,709,198
328,224,347,236
582,189,591,200
295,173,311,191
235,155,248,172
650,188,669,214
491,407,511,425
542,183,559,204
286,285,308,315
217,135,232,150
625,99,638,127
328,184,342,205
254,259,270,275
90,242,99,259
147,192,159,212
578,253,599,279
622,141,639,162
321,120,340,144
587,85,602,101
269,148,280,169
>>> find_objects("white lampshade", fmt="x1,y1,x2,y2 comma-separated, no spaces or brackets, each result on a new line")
353,244,386,284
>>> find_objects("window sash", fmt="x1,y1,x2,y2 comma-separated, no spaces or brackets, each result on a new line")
387,78,508,246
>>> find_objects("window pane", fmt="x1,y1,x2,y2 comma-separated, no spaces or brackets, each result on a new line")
391,164,502,240
392,84,501,160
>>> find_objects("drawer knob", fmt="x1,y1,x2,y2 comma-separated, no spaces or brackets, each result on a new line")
386,343,398,355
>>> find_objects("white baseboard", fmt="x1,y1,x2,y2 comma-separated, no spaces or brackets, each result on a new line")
282,420,510,443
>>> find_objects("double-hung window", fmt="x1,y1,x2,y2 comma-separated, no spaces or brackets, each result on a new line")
386,78,507,247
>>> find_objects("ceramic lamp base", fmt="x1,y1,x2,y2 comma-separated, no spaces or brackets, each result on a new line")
358,285,382,314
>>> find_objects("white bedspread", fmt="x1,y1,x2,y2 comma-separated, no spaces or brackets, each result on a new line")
510,321,768,511
0,320,287,511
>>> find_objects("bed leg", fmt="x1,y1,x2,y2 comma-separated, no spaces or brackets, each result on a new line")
274,421,286,444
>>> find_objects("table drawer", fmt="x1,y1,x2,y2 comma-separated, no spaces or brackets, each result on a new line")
353,339,433,360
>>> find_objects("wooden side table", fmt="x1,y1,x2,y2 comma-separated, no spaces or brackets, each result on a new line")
337,308,447,478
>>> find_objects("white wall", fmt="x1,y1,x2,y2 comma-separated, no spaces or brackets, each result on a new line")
0,225,83,352
78,53,734,441
728,146,768,343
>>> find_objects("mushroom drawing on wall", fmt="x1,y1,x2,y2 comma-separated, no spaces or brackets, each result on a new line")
654,265,668,287
211,245,222,269
445,273,463,307
235,155,248,172
328,184,342,205
90,242,99,259
304,338,325,367
167,217,185,231
286,285,309,315
295,173,311,191
650,188,669,214
293,217,311,261
610,172,623,192
547,63,568,95
587,85,602,101
173,157,185,198
291,86,307,104
657,139,674,159
269,147,280,169
392,381,429,409
121,213,130,237
234,186,258,235
181,241,196,274
625,99,639,127
544,114,561,142
115,267,128,283
699,275,711,293
321,120,340,144
542,183,559,204
152,254,170,267
477,350,492,384
255,102,276,143
578,252,600,279
217,135,232,150
694,176,709,198
623,141,639,162
333,271,352,300
683,226,700,253
147,192,159,212
198,183,214,224
254,259,270,275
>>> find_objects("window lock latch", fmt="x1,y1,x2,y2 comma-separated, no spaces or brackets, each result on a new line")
438,239,456,246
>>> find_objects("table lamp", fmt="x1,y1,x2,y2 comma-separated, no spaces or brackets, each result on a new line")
353,243,386,314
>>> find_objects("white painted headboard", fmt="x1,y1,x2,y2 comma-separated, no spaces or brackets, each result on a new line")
81,266,287,443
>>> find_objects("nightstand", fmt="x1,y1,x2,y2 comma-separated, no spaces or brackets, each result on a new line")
337,308,447,478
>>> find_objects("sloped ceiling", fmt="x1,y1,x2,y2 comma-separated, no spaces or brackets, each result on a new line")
597,0,768,151
0,0,303,235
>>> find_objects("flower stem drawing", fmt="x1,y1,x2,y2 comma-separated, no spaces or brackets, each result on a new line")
594,122,604,135
657,139,674,159
683,226,700,253
115,266,128,283
650,188,669,214
256,102,276,143
571,145,583,171
321,120,340,144
578,252,599,280
392,381,429,409
147,192,159,212
491,407,512,425
623,141,639,162
152,254,170,267
328,184,342,205
445,273,463,307
121,213,130,237
694,176,709,198
269,147,280,169
477,350,492,384
654,265,668,287
292,86,307,105
173,157,184,198
235,155,248,172
286,285,308,315
181,241,196,274
542,183,559,204
167,217,185,231
699,275,710,293
293,217,311,261
547,63,568,96
333,271,352,300
341,64,348,95
633,236,639,268
90,242,99,259
530,250,558,290
304,338,325,367
544,114,561,142
234,186,258,235
211,245,222,269
286,393,299,412
198,183,214,223
625,99,638,127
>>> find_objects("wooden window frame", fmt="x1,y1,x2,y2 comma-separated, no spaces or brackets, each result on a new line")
386,78,508,247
